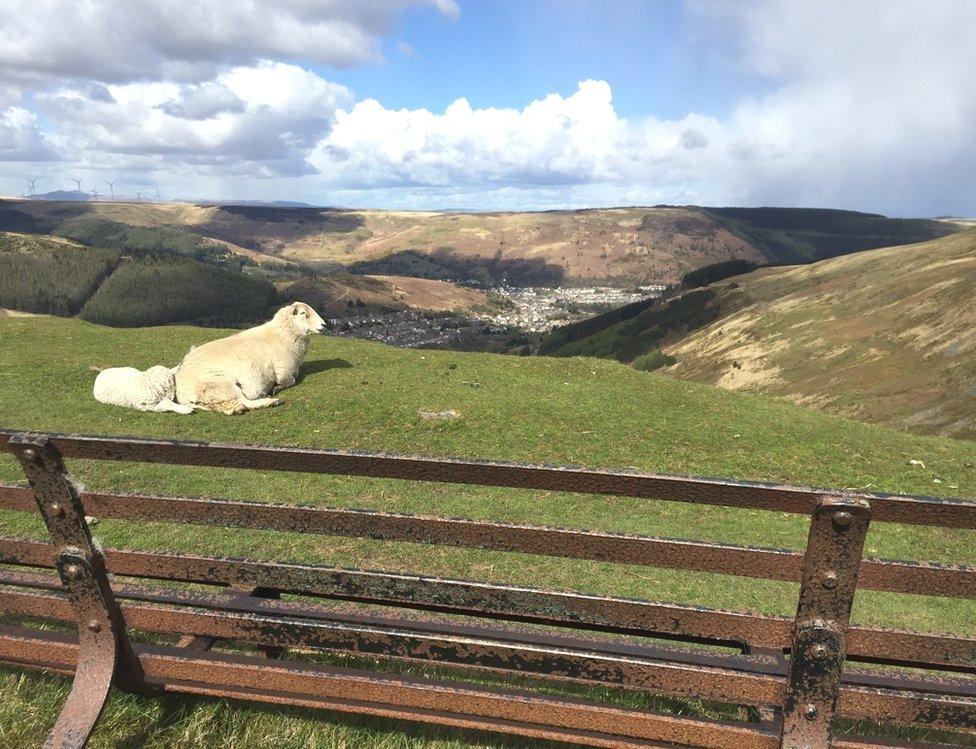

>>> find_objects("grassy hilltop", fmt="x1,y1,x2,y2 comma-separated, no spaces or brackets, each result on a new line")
0,315,973,747
541,228,976,439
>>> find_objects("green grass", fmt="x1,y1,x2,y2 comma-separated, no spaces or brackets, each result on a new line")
0,316,973,747
542,288,723,361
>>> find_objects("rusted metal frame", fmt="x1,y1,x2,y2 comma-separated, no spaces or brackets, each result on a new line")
0,583,787,707
5,579,975,726
8,436,148,749
781,497,872,749
174,586,283,659
81,545,976,607
7,495,970,601
2,485,974,600
4,537,976,676
745,644,788,730
5,575,976,691
833,739,971,749
2,431,974,529
0,569,787,675
836,683,976,730
0,625,781,749
0,483,804,580
3,624,974,745
5,537,786,638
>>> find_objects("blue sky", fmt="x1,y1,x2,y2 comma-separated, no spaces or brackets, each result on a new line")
330,1,766,120
0,0,974,215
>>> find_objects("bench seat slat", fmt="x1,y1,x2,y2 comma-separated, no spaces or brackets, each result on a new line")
0,624,779,749
2,549,974,677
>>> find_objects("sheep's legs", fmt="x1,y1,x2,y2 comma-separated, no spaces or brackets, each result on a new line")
239,396,282,410
147,399,195,415
272,374,296,395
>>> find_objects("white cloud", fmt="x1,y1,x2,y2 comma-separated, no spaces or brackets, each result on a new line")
0,106,56,162
1,0,975,214
691,0,976,214
311,80,722,191
0,0,458,85
37,62,352,176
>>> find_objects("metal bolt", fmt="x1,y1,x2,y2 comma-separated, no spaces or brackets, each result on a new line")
87,619,101,633
832,510,853,529
810,643,829,660
804,704,819,720
62,563,82,580
823,571,838,589
48,502,64,517
21,448,36,461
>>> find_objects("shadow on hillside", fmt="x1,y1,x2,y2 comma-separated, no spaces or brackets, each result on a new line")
299,358,353,383
0,199,94,233
350,248,566,287
194,207,367,252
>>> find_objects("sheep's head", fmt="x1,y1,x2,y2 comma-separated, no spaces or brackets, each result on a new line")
277,301,325,336
142,365,178,400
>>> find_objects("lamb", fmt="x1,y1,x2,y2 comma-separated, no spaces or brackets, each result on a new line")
93,365,195,414
175,301,325,415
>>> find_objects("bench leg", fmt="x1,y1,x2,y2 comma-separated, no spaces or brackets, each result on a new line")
44,550,120,749
12,436,148,749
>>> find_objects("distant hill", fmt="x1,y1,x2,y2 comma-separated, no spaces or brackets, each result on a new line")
0,199,955,287
29,190,90,201
702,206,954,264
544,229,976,439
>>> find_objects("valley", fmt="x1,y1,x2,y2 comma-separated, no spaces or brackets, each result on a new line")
327,284,661,350
1,197,970,438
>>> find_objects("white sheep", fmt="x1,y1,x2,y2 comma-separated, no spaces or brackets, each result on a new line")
175,301,325,415
93,365,195,414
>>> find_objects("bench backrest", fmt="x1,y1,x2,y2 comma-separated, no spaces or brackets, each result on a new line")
0,429,973,749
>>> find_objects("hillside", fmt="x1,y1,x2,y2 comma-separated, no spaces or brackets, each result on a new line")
0,228,490,327
0,315,973,747
544,229,976,439
276,274,489,317
0,199,954,287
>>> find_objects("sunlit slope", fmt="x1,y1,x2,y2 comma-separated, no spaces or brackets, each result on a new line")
1,200,953,286
664,229,976,438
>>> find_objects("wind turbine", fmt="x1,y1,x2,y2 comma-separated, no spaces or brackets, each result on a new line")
90,188,100,201
71,177,83,196
24,178,36,198
135,190,143,202
106,181,114,198
153,187,161,202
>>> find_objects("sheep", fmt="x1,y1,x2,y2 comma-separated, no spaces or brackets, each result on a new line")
175,301,325,415
93,365,196,414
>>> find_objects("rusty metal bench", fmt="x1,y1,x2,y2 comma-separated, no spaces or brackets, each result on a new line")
0,429,973,748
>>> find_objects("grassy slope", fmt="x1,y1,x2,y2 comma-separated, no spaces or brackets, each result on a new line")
539,289,721,360
0,317,973,747
664,229,976,439
541,230,976,439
